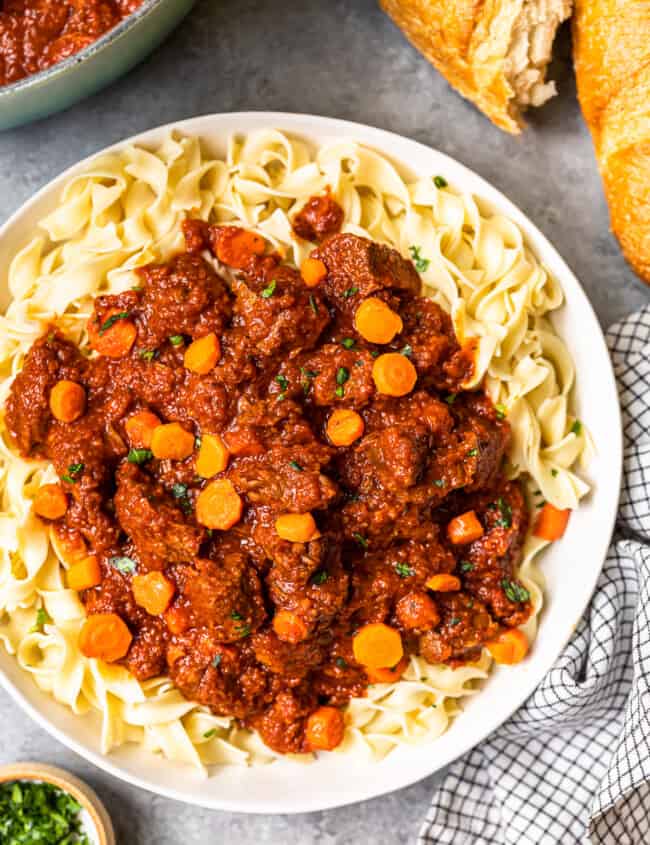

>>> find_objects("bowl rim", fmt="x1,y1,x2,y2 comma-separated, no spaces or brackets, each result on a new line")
0,0,164,98
0,111,623,813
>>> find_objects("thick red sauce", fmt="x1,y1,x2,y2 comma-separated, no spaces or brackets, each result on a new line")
5,195,531,755
0,0,144,87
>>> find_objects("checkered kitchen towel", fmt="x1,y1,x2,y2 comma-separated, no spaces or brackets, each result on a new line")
419,306,650,845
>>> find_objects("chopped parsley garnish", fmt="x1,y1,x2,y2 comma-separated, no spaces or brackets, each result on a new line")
61,462,84,483
310,569,329,585
289,460,303,471
127,448,153,465
261,279,277,298
230,610,243,621
169,335,184,346
352,532,368,549
334,386,344,398
370,349,381,358
571,420,582,436
29,607,52,633
551,468,558,477
342,286,359,299
131,285,143,291
99,310,130,335
139,348,157,362
493,496,512,528
275,374,289,391
300,367,318,394
501,579,530,603
449,617,461,627
341,337,356,349
444,393,457,405
335,657,347,669
434,175,448,188
203,728,217,739
211,654,222,668
460,561,474,572
0,779,91,845
195,436,202,450
336,367,350,386
495,404,507,420
171,483,188,499
409,245,430,273
400,344,413,358
235,623,251,638
433,479,446,488
309,294,319,314
394,563,415,578
109,555,136,574
467,448,478,457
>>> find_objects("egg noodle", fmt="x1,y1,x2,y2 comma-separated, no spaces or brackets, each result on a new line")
0,130,590,772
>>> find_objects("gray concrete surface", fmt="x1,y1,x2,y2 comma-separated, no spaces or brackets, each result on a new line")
0,1,647,842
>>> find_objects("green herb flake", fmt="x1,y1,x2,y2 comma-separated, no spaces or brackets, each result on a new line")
289,460,303,472
495,404,507,419
409,245,430,274
61,462,84,484
235,623,251,638
551,468,558,477
230,610,243,621
342,286,359,299
99,310,130,335
131,285,143,292
139,348,157,362
29,607,52,633
275,374,289,392
169,335,184,347
501,579,530,603
467,448,478,457
449,617,461,627
109,555,137,574
370,349,381,358
334,385,344,398
434,175,448,189
261,279,277,299
400,344,413,358
310,569,329,586
352,532,369,549
445,393,457,405
571,420,582,436
211,654,222,668
341,337,356,350
336,367,350,386
0,779,90,845
195,436,202,450
394,563,415,578
536,500,547,509
203,728,217,739
127,448,153,465
335,657,347,669
433,479,446,488
309,294,319,314
460,561,474,573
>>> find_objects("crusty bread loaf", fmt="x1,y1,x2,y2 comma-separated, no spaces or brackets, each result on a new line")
380,0,573,133
573,1,650,283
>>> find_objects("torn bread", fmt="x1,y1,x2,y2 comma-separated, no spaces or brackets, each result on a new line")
380,0,573,133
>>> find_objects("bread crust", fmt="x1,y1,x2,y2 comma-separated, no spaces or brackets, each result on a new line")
573,0,650,283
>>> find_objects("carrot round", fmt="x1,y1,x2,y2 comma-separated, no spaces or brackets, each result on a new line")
67,555,102,591
132,572,175,616
272,609,309,644
275,513,320,543
33,484,68,520
79,613,132,663
184,333,221,375
196,478,243,530
195,433,230,478
215,227,265,269
354,297,403,344
447,511,484,545
164,605,190,635
352,622,404,669
49,380,86,422
372,353,417,397
305,706,345,752
534,503,571,541
151,422,195,461
425,574,461,592
125,410,160,449
366,656,409,684
395,591,440,630
485,629,529,665
300,257,328,287
326,408,364,446
89,309,137,358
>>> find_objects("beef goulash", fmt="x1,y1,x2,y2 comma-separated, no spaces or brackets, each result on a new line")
6,193,532,755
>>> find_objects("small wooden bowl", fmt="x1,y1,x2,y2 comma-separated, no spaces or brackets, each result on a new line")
0,763,115,845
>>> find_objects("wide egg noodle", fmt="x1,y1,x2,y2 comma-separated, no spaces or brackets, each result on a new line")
0,130,589,772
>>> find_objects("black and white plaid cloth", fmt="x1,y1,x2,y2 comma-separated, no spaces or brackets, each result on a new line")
419,305,650,845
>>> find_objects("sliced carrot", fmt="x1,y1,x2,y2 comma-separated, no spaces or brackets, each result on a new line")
485,629,529,665
534,503,571,541
195,433,229,478
300,257,328,287
184,333,221,375
196,478,243,530
33,484,68,520
89,308,137,358
272,609,309,644
125,410,161,449
164,605,190,635
425,574,461,592
366,656,409,684
132,572,175,616
151,422,195,461
49,380,86,422
67,555,102,591
326,409,364,446
447,511,484,545
352,622,404,669
214,227,266,269
275,513,320,543
395,591,440,630
305,706,345,752
372,353,417,397
79,613,132,663
354,297,403,344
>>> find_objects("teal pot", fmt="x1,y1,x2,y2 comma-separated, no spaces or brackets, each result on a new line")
0,0,196,131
